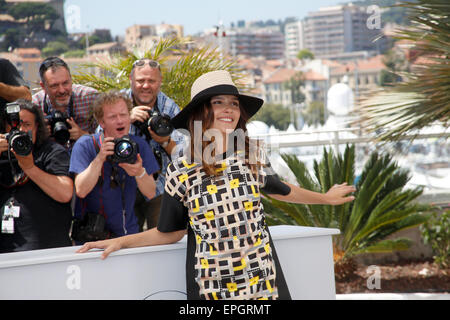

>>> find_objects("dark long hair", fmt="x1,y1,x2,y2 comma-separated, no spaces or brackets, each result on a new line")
186,97,262,177
16,99,49,148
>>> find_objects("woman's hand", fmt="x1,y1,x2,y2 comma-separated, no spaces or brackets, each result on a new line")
76,238,123,260
325,182,356,205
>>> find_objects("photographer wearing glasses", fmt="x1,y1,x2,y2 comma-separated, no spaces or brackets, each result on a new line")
32,56,98,149
69,91,159,243
0,100,73,253
0,58,31,110
124,58,182,231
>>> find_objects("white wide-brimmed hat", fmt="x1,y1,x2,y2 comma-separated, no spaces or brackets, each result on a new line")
171,70,264,129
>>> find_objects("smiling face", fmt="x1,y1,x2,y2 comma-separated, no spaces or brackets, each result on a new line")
41,67,73,111
99,99,131,138
130,65,162,107
210,95,241,135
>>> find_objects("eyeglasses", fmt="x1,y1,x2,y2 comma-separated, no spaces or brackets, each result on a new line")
132,59,160,70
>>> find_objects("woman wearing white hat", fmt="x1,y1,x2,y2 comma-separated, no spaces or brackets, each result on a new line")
77,70,356,300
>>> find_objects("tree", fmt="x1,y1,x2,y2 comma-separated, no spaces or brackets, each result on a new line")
42,41,69,57
296,49,314,62
73,37,244,109
1,28,24,51
301,100,327,126
8,2,59,33
263,145,430,278
283,71,305,104
357,0,450,141
250,103,291,130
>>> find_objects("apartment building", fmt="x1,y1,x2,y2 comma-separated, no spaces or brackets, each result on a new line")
329,54,385,98
303,4,379,58
125,25,157,51
125,24,183,51
284,20,304,59
227,27,285,60
87,42,126,57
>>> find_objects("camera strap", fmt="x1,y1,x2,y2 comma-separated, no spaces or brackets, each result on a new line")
89,134,128,234
5,149,29,187
43,94,74,118
76,134,107,221
92,135,106,215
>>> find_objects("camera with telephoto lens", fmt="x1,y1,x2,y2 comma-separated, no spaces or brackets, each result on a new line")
4,102,33,156
45,111,71,144
108,135,139,164
134,109,173,139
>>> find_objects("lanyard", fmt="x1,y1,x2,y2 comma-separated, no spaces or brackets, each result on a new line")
43,94,74,117
88,134,129,234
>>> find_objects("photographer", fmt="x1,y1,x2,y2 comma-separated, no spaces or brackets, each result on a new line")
32,56,98,148
69,91,159,242
125,58,181,231
0,100,73,253
0,58,31,110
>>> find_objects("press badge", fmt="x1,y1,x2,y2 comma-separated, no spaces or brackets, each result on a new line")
1,216,14,234
4,205,20,218
1,202,20,234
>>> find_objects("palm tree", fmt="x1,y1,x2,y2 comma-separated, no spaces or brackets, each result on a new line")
72,37,247,109
357,0,450,141
262,145,430,277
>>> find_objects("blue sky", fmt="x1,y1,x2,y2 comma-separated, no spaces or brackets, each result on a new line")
64,0,347,36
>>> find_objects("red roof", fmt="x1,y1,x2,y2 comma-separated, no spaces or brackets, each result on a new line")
263,68,298,84
333,55,385,74
303,70,327,81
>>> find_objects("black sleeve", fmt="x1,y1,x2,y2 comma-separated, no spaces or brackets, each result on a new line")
157,191,188,232
261,174,291,196
0,59,28,87
34,140,71,177
256,147,291,196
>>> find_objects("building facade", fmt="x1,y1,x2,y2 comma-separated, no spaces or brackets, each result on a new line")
227,27,285,60
284,20,304,60
303,4,379,58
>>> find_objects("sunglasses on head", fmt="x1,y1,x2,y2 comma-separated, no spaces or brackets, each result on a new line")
39,57,68,72
132,59,160,70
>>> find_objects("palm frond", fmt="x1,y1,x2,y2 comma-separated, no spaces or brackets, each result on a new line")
265,145,432,263
353,238,413,255
72,37,244,109
356,0,450,141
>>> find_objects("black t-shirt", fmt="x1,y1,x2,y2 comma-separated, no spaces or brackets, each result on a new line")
0,58,28,110
0,139,73,253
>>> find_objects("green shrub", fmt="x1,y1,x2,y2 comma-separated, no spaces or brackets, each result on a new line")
420,210,450,269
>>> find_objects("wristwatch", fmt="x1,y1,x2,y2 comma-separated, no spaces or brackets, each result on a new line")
161,136,171,148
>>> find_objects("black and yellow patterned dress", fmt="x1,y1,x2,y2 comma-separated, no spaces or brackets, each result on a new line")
157,150,292,300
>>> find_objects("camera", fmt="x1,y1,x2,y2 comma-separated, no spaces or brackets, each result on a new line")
4,102,33,156
108,135,139,164
45,111,71,144
71,212,110,242
134,109,174,139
